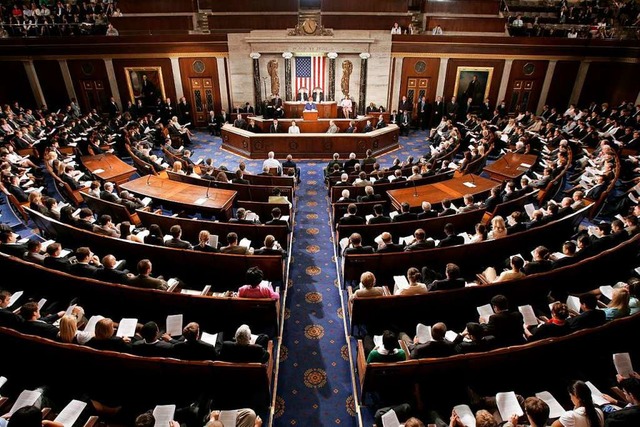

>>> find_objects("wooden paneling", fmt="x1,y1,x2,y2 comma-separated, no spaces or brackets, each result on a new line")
321,0,408,13
201,0,298,12
109,16,193,35
323,15,413,31
580,62,640,107
66,59,110,113
504,60,548,114
33,60,69,111
208,15,297,31
423,0,500,15
399,58,440,102
178,57,221,126
444,58,505,105
112,58,176,106
118,0,195,14
542,60,579,111
426,16,506,33
0,61,35,108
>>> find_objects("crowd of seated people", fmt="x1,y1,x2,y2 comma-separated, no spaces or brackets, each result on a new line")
0,0,118,37
506,0,639,39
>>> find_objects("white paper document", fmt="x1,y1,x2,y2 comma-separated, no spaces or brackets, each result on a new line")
445,330,459,342
8,390,42,416
53,399,87,427
453,404,476,427
141,197,153,207
167,278,180,292
200,331,218,346
463,182,477,188
219,410,238,427
194,197,208,205
518,305,539,326
166,314,184,337
93,168,105,174
566,295,581,313
416,323,432,344
116,318,138,337
535,391,565,419
153,404,176,427
239,238,252,248
613,352,634,378
496,391,524,420
381,409,401,427
599,285,614,300
249,334,260,345
585,381,610,406
393,275,410,293
373,335,383,348
477,303,494,318
0,376,7,390
84,315,105,336
7,290,24,308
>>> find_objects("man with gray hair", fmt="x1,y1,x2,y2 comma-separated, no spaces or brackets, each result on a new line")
220,324,269,363
262,151,281,175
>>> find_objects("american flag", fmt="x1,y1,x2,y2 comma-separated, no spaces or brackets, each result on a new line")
295,56,325,94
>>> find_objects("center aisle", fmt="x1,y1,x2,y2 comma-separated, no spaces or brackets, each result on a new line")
273,161,358,427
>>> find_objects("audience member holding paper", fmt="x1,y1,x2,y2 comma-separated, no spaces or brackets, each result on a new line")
523,302,570,342
172,322,220,361
365,330,407,363
482,255,525,283
85,318,133,352
220,232,253,255
128,259,171,291
566,293,607,331
601,376,640,426
394,267,428,296
220,324,269,363
403,228,435,251
132,321,180,357
193,230,220,253
603,288,631,321
204,408,264,427
18,301,63,340
476,294,526,347
0,405,64,427
0,289,23,328
550,380,604,427
399,321,456,359
238,267,279,300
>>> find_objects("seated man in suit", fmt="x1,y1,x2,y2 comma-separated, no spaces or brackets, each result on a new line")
550,240,579,269
417,201,438,219
376,114,387,129
338,204,365,227
346,121,357,133
282,154,301,183
337,189,355,203
96,254,134,284
129,259,169,290
0,289,24,328
220,324,269,363
254,235,285,257
357,185,381,202
132,321,180,357
19,301,63,340
404,228,435,251
172,321,220,361
165,224,193,249
566,292,606,331
438,223,465,247
220,232,253,254
427,263,465,291
43,242,72,272
326,120,340,134
400,322,457,359
438,199,457,216
376,232,405,253
393,202,418,222
266,207,290,231
368,204,391,224
479,294,526,347
0,229,29,257
343,232,375,256
69,246,103,278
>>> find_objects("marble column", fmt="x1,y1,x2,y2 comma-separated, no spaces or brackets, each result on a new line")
435,58,448,97
170,57,184,100
358,53,370,116
570,61,591,106
536,60,557,114
327,52,337,102
250,52,262,115
23,60,45,107
497,59,513,103
283,52,293,102
103,59,122,108
216,57,229,112
58,59,77,102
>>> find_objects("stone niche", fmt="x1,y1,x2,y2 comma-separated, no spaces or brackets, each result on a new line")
227,29,392,112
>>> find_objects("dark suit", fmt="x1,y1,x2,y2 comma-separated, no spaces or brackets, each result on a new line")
173,340,219,361
0,242,28,258
132,339,177,357
405,241,435,251
86,336,132,353
376,243,405,253
603,405,640,426
392,212,418,223
485,311,526,346
428,278,465,291
70,262,102,278
0,307,24,328
96,267,131,284
523,260,553,275
438,235,464,248
417,210,438,220
129,274,169,290
20,319,59,340
269,123,281,133
410,339,456,359
339,215,365,226
368,215,391,224
220,341,269,363
344,246,375,256
43,256,72,273
566,309,606,331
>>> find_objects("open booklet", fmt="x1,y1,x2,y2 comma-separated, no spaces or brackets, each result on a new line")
416,323,432,344
518,305,540,326
115,318,138,337
381,409,401,427
153,404,176,427
476,303,494,318
495,391,524,421
613,352,634,378
453,404,476,427
166,314,183,337
534,391,565,419
8,389,42,416
393,275,410,294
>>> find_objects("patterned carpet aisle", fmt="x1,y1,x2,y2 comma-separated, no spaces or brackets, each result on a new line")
273,161,358,427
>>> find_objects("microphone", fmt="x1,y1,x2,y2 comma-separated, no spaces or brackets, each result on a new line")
206,178,211,199
502,152,511,168
104,154,113,170
145,165,152,185
412,179,418,197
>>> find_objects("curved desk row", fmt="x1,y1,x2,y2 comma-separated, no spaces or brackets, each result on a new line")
221,123,400,160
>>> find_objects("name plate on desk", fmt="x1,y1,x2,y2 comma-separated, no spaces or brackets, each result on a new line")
194,198,208,205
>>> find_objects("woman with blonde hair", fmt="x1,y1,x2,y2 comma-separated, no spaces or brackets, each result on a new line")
350,271,384,301
488,215,507,239
604,287,630,320
172,160,184,175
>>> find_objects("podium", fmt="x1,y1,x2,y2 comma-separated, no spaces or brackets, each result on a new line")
303,110,319,121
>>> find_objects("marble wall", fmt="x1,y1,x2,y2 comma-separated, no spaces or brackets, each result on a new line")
227,30,392,114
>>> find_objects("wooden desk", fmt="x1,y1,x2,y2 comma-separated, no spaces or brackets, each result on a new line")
221,124,400,160
80,154,137,185
121,175,236,220
284,101,337,118
482,153,538,182
386,174,496,210
302,110,319,121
